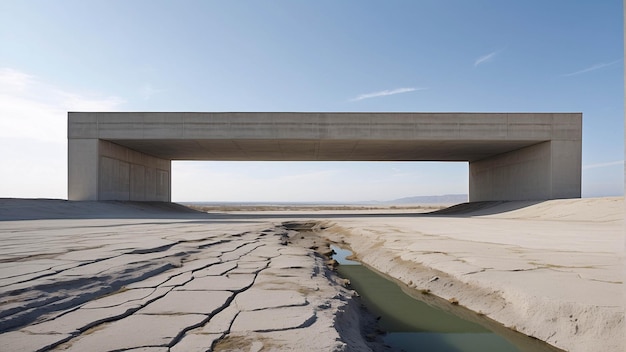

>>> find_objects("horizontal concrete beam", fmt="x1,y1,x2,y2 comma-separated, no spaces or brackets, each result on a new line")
69,112,581,162
68,112,582,201
69,112,581,141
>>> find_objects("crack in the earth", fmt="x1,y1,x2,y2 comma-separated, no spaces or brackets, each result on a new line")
169,256,269,350
2,227,283,351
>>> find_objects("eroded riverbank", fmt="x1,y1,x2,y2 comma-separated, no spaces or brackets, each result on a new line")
328,244,564,352
313,197,624,352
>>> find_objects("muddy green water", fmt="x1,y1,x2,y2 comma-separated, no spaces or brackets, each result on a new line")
331,245,561,352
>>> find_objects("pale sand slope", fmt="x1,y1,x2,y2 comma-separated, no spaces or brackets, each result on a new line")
317,197,624,352
0,200,384,352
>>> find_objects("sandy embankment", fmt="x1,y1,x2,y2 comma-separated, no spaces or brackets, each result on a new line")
317,197,625,352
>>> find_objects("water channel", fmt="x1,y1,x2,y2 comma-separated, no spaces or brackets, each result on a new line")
330,245,563,352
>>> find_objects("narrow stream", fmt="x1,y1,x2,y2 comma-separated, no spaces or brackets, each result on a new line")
331,245,561,352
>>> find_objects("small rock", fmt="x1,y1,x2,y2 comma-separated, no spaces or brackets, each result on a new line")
325,259,338,269
320,248,335,257
317,302,332,310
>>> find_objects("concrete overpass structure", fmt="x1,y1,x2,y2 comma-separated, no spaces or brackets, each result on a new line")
68,112,582,202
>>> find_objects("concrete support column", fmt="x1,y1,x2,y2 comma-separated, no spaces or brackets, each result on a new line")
68,139,171,201
68,139,100,201
469,140,581,201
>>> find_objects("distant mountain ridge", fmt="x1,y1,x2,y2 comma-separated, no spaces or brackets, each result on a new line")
387,194,468,204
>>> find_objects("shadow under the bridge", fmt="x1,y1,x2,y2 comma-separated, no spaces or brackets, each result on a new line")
0,198,544,221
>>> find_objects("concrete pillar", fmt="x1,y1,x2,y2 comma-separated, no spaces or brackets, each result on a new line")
469,140,581,201
68,139,100,201
68,139,171,201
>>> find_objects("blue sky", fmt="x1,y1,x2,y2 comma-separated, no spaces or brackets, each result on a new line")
0,1,623,202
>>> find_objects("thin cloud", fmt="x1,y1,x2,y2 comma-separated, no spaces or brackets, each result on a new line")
0,67,124,198
0,67,124,142
562,60,621,77
583,160,624,169
350,87,424,102
474,51,499,67
0,68,36,92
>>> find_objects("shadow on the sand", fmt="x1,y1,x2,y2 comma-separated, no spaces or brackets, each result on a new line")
427,200,543,216
0,199,544,221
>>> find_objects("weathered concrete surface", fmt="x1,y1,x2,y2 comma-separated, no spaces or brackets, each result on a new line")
317,197,624,352
0,201,380,352
68,112,582,202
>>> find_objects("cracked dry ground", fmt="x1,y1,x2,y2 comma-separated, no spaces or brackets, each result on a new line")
0,220,354,351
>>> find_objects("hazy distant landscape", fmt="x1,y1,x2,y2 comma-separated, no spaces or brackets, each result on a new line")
182,194,469,208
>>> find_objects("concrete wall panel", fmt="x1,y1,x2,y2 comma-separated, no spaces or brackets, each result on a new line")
118,161,131,201
156,170,169,199
130,164,146,201
68,138,170,201
550,140,582,198
145,167,157,200
469,141,581,201
98,157,130,201
98,156,118,200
